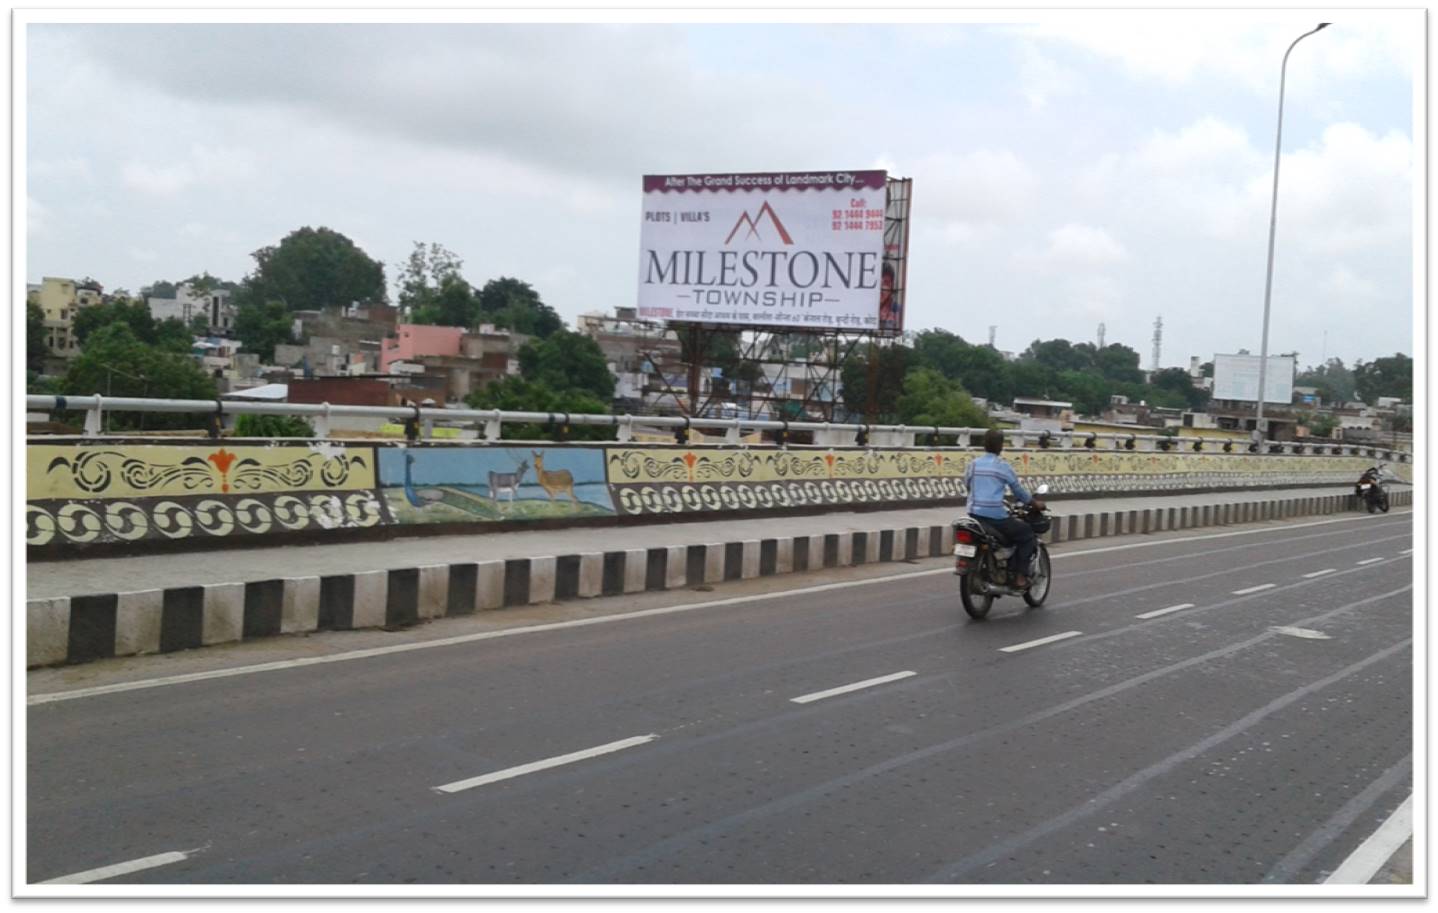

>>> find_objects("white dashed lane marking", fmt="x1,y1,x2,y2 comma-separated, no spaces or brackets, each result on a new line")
40,849,197,884
791,671,917,704
999,631,1083,653
1136,603,1195,620
1302,568,1337,579
433,735,657,794
1357,557,1385,566
1232,583,1276,595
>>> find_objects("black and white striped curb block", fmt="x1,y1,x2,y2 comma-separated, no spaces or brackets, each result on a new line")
27,488,1411,667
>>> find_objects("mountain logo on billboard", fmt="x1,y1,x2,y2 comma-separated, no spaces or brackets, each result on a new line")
724,202,794,246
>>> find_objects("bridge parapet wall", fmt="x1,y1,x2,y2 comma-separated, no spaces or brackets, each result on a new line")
26,437,1412,553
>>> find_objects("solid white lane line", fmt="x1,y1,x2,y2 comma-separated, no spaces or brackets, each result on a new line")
1135,603,1195,620
1357,557,1385,566
29,509,1414,706
1232,583,1276,595
40,850,193,884
433,734,656,794
1302,568,1337,579
1400,548,1412,555
1324,794,1413,884
790,671,917,704
999,631,1083,653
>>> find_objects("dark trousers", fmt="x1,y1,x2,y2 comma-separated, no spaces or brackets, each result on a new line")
977,516,1036,575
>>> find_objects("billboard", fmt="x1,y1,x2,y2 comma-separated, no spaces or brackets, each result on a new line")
1212,353,1296,404
637,170,892,332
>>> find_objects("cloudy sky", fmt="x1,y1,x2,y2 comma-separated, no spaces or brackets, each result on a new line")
23,11,1419,370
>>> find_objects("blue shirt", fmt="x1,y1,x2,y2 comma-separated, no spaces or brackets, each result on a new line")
964,452,1032,520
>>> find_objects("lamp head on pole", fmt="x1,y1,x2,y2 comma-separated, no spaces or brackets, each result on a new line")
1316,22,1331,30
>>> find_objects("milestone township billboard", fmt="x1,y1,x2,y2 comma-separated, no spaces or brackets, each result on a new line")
637,170,889,332
1212,353,1296,404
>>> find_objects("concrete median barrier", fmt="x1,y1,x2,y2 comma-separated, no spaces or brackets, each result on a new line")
26,486,1412,667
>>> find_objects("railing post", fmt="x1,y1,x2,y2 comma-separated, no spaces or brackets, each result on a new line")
314,402,331,439
483,409,502,442
725,419,740,445
616,414,633,444
83,394,103,437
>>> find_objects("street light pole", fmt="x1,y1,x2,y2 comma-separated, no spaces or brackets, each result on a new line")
1255,22,1329,443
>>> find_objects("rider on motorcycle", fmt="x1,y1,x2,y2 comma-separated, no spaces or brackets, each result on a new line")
964,428,1046,589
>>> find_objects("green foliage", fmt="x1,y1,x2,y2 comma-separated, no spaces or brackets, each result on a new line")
840,344,911,420
1022,338,1092,373
476,277,563,338
73,299,190,353
1301,412,1338,438
26,302,47,369
463,377,611,440
397,241,464,317
1054,370,1112,416
896,368,990,428
516,330,616,401
234,299,295,362
412,274,479,328
1149,367,1208,411
190,313,212,334
141,279,177,299
59,323,217,431
1094,344,1144,384
242,226,387,312
1296,357,1356,404
1353,353,1411,404
234,413,315,438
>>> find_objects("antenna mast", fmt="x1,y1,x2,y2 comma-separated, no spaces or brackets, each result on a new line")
1151,316,1163,370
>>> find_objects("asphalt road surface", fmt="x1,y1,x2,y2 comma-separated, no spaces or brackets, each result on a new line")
26,509,1414,887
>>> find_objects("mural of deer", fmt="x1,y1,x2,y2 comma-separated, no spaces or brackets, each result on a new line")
531,450,577,508
487,458,529,511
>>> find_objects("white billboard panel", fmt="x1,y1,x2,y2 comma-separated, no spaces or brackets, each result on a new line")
637,171,887,331
1212,353,1295,404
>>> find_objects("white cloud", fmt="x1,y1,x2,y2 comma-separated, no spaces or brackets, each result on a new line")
123,144,257,196
1020,13,1417,99
29,155,92,183
1016,41,1080,110
27,195,49,237
1327,265,1379,300
1045,224,1128,266
905,149,1040,233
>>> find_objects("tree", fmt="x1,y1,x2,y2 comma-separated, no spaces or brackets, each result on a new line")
1150,366,1208,411
234,299,295,362
1296,357,1356,404
396,241,464,317
1353,354,1410,404
1008,359,1055,400
839,344,911,420
463,377,611,440
60,323,217,430
412,274,479,328
896,368,990,428
516,330,616,401
1054,370,1112,417
1094,344,1144,384
476,277,563,338
140,280,177,299
27,302,47,370
242,226,387,312
72,299,191,354
1021,338,1092,374
1301,412,1337,438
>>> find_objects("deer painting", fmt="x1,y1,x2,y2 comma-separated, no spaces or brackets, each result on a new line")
531,450,577,509
487,458,529,511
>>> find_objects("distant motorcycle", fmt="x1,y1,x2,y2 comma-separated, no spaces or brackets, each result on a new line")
951,484,1052,620
1355,465,1390,514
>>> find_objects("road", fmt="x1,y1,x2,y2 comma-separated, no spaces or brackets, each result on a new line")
26,509,1414,886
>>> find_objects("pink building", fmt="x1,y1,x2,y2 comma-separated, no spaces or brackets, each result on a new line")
380,324,466,372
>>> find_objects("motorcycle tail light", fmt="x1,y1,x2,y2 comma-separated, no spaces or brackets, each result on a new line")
955,528,976,545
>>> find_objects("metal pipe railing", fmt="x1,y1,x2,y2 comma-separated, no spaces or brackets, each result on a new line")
22,394,1409,461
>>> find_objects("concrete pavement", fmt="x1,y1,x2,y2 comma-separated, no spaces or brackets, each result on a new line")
26,509,1415,886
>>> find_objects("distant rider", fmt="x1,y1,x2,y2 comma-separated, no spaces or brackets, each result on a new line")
964,428,1045,588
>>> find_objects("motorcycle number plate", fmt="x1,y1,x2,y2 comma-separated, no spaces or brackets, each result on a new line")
1360,483,1372,490
953,544,977,557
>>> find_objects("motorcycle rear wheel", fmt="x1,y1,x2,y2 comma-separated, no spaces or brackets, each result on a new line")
1379,491,1390,513
958,571,993,620
1023,545,1052,608
1367,495,1378,514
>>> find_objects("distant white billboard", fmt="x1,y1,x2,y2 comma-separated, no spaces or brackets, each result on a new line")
1212,354,1295,404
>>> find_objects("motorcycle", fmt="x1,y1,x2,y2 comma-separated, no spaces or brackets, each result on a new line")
1355,465,1391,514
951,484,1052,620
